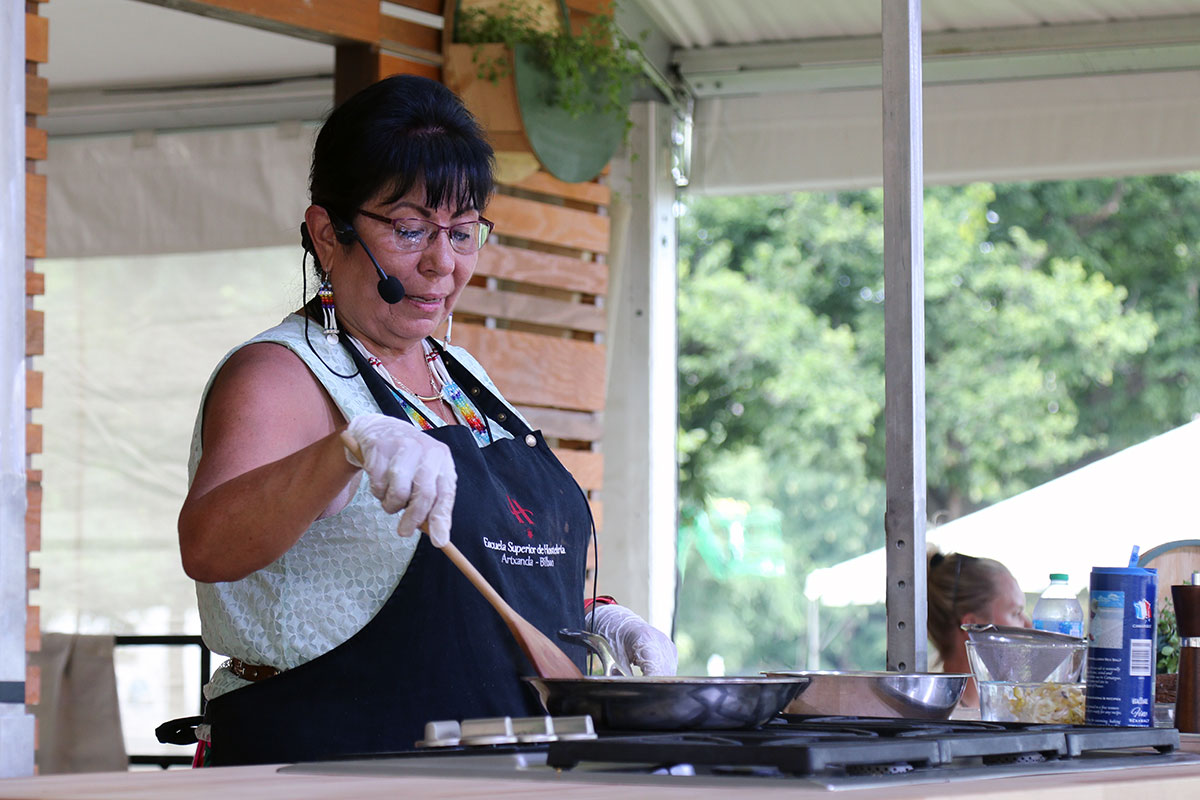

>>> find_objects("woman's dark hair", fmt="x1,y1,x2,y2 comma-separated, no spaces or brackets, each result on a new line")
926,549,1012,662
304,73,495,272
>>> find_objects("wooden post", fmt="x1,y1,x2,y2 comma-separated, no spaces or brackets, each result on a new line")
334,2,443,104
604,101,678,629
1,0,39,777
882,0,927,673
334,44,441,108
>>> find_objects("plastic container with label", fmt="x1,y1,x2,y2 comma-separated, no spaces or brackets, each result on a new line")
1032,573,1084,638
1085,566,1158,727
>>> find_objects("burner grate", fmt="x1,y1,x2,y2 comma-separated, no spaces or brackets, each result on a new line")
845,761,914,776
546,733,942,776
544,717,1179,778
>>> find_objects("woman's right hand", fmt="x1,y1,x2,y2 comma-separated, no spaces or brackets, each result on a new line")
342,413,457,546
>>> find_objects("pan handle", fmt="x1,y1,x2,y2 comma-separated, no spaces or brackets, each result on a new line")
558,629,631,676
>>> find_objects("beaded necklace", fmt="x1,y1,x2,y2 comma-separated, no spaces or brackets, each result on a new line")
427,348,492,445
346,335,492,446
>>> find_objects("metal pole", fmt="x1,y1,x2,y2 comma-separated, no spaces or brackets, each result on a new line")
882,0,928,673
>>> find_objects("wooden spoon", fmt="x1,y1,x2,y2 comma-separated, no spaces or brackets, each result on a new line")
342,433,583,679
439,539,583,678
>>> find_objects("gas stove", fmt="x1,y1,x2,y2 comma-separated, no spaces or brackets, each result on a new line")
282,715,1195,791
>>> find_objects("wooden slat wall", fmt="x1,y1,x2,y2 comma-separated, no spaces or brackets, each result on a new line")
485,194,610,254
25,0,48,711
441,43,527,151
451,325,605,412
474,242,608,295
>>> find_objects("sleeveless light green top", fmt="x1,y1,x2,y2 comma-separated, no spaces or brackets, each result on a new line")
190,314,519,698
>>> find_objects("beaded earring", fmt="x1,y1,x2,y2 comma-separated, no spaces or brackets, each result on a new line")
319,274,338,344
444,312,454,345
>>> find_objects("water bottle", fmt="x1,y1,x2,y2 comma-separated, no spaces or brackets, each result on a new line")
1032,573,1085,638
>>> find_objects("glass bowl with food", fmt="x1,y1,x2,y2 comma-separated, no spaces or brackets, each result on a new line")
964,624,1087,724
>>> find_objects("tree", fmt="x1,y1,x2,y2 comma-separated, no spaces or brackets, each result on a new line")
675,180,1165,674
918,185,1156,515
987,175,1200,455
676,193,888,672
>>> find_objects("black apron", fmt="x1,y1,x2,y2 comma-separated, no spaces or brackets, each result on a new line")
203,340,591,765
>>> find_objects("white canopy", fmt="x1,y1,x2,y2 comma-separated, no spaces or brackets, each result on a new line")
805,417,1200,606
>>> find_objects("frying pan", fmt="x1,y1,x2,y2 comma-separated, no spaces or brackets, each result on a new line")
524,674,810,730
523,630,809,730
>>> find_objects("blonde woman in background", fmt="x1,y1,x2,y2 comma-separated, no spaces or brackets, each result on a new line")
927,550,1031,707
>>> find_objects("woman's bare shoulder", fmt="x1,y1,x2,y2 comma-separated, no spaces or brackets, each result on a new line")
212,340,327,400
191,342,343,494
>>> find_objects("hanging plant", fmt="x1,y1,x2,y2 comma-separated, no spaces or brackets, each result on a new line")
449,0,645,182
456,0,643,135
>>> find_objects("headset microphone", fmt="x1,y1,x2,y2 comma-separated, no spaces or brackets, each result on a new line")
328,212,406,304
369,251,407,304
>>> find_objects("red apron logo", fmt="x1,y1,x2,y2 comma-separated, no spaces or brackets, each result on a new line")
507,495,535,538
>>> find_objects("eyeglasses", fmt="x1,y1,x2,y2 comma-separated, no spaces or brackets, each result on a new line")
356,209,494,255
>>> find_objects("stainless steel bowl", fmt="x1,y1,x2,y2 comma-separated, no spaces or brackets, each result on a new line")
763,670,969,719
524,675,809,730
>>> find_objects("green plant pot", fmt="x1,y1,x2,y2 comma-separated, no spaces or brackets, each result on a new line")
512,42,631,183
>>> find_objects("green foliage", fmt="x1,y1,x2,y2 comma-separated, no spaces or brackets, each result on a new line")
675,175,1195,674
918,185,1156,510
987,175,1200,455
1158,602,1181,674
678,194,883,514
455,0,643,126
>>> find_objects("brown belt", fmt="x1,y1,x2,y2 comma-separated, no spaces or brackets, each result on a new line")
228,658,281,682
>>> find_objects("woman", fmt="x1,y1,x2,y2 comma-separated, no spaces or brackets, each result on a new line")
177,75,674,766
927,549,1030,707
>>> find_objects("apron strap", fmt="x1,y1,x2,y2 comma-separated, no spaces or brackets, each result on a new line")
340,333,529,440
429,339,532,439
339,333,437,428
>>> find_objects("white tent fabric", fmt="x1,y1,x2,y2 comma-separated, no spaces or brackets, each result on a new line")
31,245,300,755
45,125,316,258
32,247,301,634
691,70,1200,195
805,417,1200,607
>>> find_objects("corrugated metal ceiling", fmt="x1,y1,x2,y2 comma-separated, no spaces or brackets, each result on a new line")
46,1,1200,90
41,1,1200,139
44,1,1200,90
634,0,1200,48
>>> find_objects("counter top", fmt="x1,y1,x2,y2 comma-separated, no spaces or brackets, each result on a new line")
2,756,1200,800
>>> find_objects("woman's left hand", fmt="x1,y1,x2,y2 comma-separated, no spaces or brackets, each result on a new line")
588,604,678,676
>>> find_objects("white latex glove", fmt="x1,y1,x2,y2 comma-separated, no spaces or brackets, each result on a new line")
588,604,678,676
342,413,457,547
